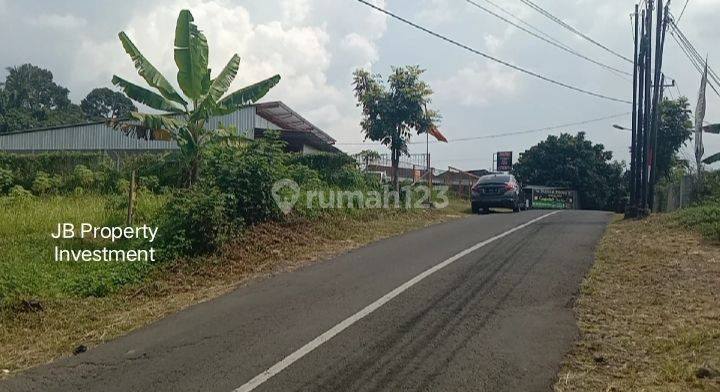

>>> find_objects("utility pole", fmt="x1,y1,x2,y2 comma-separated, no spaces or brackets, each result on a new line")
627,4,639,218
634,8,646,216
627,0,668,218
648,0,668,211
641,0,653,213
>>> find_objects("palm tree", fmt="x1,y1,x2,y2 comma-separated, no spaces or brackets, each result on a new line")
112,9,280,185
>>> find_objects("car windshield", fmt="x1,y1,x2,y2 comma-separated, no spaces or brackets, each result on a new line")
478,175,512,184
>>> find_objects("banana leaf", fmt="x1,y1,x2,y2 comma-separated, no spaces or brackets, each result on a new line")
174,10,209,100
118,32,187,106
703,152,720,165
130,112,186,132
112,76,184,113
190,54,241,122
219,74,281,109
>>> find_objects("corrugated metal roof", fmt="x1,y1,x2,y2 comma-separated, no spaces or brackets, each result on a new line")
0,102,336,153
0,121,178,151
255,101,336,144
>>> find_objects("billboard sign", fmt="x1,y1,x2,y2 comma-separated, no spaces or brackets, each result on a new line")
531,188,576,210
496,151,513,172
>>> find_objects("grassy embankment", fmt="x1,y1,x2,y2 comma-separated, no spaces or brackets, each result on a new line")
556,204,720,391
0,193,470,376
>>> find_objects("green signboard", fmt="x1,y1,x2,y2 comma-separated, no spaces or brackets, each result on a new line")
531,189,575,210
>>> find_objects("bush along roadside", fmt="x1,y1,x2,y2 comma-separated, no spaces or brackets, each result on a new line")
0,151,184,196
0,131,447,311
668,172,720,243
670,200,720,242
0,130,470,375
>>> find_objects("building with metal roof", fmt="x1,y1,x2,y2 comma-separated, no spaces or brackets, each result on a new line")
0,101,340,154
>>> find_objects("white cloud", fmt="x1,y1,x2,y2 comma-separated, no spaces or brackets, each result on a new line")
433,61,521,107
281,0,312,24
53,0,387,142
340,33,379,69
6,0,719,166
416,0,454,25
30,13,87,29
484,34,503,53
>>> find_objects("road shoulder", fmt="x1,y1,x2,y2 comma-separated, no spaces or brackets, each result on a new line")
555,214,720,391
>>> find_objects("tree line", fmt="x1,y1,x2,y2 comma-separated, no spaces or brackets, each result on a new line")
513,98,692,211
0,63,137,133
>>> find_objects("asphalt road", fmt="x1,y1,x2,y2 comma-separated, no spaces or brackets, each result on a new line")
3,209,612,392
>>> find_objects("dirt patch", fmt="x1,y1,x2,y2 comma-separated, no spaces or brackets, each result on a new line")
555,214,720,391
0,203,469,377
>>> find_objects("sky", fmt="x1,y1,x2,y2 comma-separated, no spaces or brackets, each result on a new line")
1,0,719,171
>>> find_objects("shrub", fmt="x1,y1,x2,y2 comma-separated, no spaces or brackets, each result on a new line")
289,152,361,187
284,163,322,188
116,178,130,194
8,185,32,199
155,186,232,260
65,262,150,298
332,166,375,189
0,167,13,194
123,152,184,189
672,201,720,242
0,152,183,195
0,151,110,189
203,133,286,225
139,175,160,192
698,170,720,201
31,171,59,195
71,164,95,189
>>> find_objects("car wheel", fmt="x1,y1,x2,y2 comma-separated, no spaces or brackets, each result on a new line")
471,204,480,214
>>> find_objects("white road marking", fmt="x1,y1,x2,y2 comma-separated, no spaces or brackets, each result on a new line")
232,210,562,392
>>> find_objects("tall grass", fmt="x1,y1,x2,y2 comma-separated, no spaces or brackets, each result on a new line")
0,194,166,307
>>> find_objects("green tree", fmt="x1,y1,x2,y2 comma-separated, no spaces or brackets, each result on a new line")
112,9,280,185
656,97,693,179
4,64,71,111
81,87,137,120
352,66,438,190
0,64,85,133
513,132,626,211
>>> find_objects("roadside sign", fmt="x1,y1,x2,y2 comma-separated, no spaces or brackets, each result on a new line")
496,151,513,172
531,188,576,210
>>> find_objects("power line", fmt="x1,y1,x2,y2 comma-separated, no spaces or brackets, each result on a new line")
480,0,567,48
672,23,720,87
667,16,720,98
336,112,630,146
669,33,718,96
669,20,713,78
676,0,691,25
517,0,634,64
355,0,632,104
465,0,632,79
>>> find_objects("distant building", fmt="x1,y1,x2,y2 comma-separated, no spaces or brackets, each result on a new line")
467,169,490,178
0,101,340,155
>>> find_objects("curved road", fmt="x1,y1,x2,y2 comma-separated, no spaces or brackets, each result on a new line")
3,210,612,392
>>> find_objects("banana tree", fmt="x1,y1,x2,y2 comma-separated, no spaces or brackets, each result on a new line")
703,152,720,165
112,9,280,185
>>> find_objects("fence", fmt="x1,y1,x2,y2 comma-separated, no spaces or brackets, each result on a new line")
653,175,695,213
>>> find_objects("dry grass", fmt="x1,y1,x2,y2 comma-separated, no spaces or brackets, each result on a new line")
555,214,720,391
0,200,470,377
